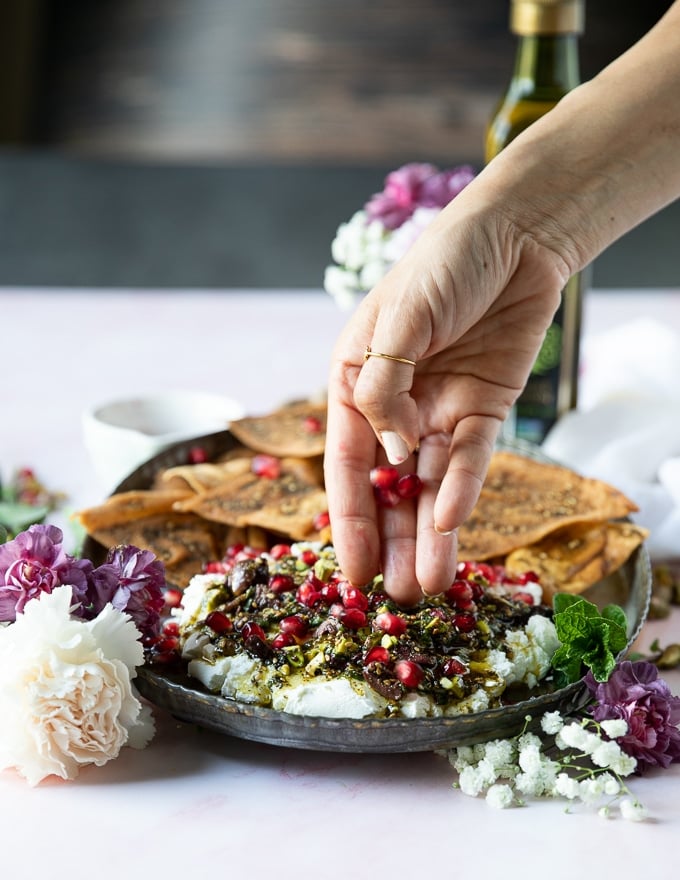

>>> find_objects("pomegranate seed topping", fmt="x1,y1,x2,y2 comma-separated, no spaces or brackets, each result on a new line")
364,645,391,666
251,454,281,479
163,620,180,637
269,573,296,594
342,586,369,611
512,591,535,605
340,607,368,630
280,615,308,639
299,549,318,566
442,658,467,677
163,587,183,608
509,570,540,585
205,611,233,633
226,543,245,558
320,581,340,604
373,486,402,508
370,465,400,490
241,621,266,641
445,580,475,608
396,473,423,499
155,636,179,653
329,602,345,618
272,632,296,649
394,659,424,688
188,446,209,464
302,415,323,434
313,510,331,531
453,612,477,633
296,582,322,607
373,611,408,637
468,581,485,602
204,560,228,574
269,543,292,560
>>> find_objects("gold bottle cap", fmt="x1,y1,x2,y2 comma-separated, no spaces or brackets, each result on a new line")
511,0,585,35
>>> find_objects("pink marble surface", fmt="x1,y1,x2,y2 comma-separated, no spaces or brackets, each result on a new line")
1,287,679,880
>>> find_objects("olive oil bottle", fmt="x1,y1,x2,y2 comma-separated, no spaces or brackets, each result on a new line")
486,0,585,444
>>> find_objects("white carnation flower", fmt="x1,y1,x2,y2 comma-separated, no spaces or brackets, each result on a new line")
0,585,154,786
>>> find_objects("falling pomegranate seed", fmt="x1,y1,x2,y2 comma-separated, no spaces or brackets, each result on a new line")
313,510,331,531
269,573,296,594
373,611,408,637
364,645,391,666
370,465,400,490
205,611,233,633
342,585,369,611
188,446,209,464
279,615,308,639
302,415,323,434
396,473,423,499
163,587,183,608
251,454,281,479
373,486,401,508
394,659,424,688
340,607,368,630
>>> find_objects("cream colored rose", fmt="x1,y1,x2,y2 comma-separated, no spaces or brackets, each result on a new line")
0,585,154,786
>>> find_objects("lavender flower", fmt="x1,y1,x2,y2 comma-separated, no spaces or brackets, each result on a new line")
87,544,166,638
0,524,93,622
585,660,680,772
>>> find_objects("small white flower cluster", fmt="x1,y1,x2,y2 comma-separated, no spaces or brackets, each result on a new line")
448,711,648,821
323,207,440,311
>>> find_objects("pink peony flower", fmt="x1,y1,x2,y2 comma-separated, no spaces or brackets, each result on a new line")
365,162,475,230
87,544,166,638
585,660,680,772
0,524,93,622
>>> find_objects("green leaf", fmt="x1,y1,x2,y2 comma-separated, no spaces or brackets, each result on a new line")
0,500,49,536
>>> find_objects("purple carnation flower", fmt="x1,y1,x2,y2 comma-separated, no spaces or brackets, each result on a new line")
87,544,166,638
585,660,680,772
0,524,93,622
365,162,475,230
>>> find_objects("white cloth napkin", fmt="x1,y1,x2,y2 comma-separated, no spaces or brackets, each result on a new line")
542,317,680,560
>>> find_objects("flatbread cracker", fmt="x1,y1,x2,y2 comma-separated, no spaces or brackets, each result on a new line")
76,490,192,533
458,451,638,561
229,401,326,457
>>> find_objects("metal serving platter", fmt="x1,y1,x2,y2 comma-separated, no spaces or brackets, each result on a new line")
82,432,652,754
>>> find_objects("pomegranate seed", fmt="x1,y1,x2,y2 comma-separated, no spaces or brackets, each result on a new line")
396,473,423,499
320,581,340,604
279,615,308,639
188,446,209,464
272,632,296,649
364,645,391,666
299,549,318,566
296,582,322,607
369,465,400,490
453,612,477,633
329,602,345,619
155,636,179,653
445,580,475,608
373,611,408,637
269,573,296,594
163,620,180,637
251,454,281,479
204,560,228,574
508,570,540,585
241,621,267,641
226,543,245,558
313,510,331,531
373,486,401,507
163,587,183,608
340,608,368,630
269,543,292,560
512,591,535,605
394,659,424,688
342,586,369,611
302,415,323,434
442,658,467,677
205,611,233,633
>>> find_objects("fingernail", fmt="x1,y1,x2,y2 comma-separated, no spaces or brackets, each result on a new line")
381,431,409,464
434,524,455,536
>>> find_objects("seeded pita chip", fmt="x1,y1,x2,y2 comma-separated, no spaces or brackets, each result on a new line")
457,451,638,561
76,490,192,533
153,456,254,494
229,401,326,457
86,512,228,589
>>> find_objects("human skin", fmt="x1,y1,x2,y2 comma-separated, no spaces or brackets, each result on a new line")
324,2,680,606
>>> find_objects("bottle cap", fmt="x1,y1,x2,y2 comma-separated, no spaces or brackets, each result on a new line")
511,0,584,35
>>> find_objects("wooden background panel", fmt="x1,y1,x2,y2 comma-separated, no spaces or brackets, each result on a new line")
30,0,673,164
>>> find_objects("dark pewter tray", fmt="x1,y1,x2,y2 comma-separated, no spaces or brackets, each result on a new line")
83,432,652,754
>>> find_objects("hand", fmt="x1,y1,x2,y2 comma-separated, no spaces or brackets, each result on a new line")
324,201,567,606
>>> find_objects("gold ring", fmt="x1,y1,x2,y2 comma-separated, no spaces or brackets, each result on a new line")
364,345,416,367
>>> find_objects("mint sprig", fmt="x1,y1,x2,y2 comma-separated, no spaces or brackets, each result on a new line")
551,593,629,685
